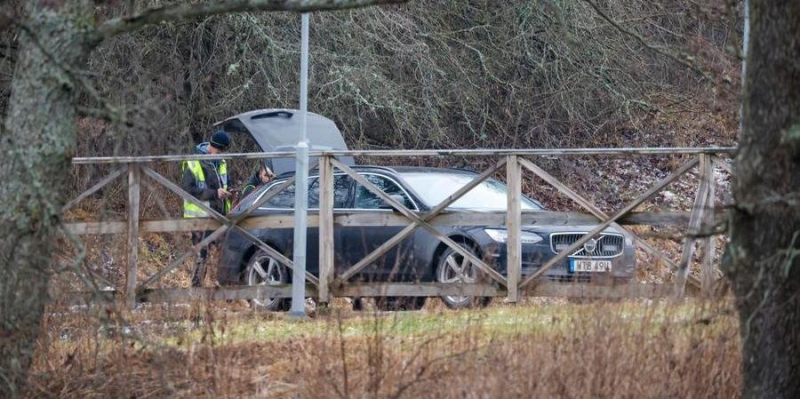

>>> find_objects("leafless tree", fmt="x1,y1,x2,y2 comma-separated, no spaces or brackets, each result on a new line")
0,1,405,397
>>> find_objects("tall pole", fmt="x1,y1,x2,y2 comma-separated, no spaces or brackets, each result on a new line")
740,0,749,133
290,13,310,318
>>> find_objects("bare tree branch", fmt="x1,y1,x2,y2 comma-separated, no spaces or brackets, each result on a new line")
580,0,713,80
14,22,128,125
95,0,409,41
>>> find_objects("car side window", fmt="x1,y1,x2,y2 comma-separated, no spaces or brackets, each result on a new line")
261,175,354,209
308,178,320,207
307,175,353,209
354,174,414,209
263,181,295,208
333,175,353,208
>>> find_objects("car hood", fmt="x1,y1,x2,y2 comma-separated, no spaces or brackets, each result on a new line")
525,224,624,233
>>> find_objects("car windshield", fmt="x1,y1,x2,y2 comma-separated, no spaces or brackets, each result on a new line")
400,172,543,211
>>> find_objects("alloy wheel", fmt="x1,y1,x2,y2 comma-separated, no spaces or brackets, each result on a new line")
247,255,285,308
438,250,478,307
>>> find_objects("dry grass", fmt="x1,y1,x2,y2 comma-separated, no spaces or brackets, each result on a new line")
27,299,740,398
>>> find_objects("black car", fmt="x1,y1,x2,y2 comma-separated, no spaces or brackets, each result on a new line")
218,165,637,310
213,109,636,310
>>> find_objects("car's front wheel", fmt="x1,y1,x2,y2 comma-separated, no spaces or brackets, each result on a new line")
244,250,291,311
436,244,492,309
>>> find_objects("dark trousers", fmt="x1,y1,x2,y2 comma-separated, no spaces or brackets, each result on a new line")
191,231,213,287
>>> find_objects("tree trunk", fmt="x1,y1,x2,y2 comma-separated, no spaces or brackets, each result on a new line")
723,1,800,398
0,5,92,397
0,1,403,396
0,2,400,396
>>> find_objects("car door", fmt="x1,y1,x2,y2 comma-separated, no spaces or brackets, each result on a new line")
339,172,418,282
252,175,351,277
308,174,353,277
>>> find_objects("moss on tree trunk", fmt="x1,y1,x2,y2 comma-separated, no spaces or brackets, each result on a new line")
0,5,92,397
0,2,402,396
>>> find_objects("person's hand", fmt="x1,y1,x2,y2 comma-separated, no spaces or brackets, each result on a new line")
217,188,231,199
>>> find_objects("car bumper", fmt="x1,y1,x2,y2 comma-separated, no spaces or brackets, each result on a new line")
474,232,636,283
490,247,635,281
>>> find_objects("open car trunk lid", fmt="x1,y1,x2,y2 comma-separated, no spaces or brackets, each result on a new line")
214,109,355,175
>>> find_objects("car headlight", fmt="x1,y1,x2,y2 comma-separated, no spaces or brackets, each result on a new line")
484,229,543,244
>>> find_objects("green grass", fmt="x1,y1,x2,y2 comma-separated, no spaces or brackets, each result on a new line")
155,300,727,349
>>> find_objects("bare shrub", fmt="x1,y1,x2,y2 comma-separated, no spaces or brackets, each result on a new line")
76,0,740,158
28,300,740,398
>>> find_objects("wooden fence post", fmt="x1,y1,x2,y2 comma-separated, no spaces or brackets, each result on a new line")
675,155,711,298
700,161,717,297
126,163,141,309
506,155,521,303
318,156,335,304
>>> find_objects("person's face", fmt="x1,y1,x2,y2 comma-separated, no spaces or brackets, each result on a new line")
207,145,221,155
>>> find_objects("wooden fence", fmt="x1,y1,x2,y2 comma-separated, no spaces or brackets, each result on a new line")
62,147,735,308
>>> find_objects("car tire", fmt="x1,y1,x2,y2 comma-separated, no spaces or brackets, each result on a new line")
243,249,291,312
374,296,426,311
436,244,492,309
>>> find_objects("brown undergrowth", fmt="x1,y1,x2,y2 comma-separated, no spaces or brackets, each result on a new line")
27,300,740,398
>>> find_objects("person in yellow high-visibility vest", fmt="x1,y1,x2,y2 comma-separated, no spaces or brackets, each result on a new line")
181,131,232,287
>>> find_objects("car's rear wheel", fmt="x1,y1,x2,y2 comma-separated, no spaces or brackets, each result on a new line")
436,244,492,309
244,250,290,311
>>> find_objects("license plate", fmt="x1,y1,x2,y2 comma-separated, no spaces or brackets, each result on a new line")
570,259,612,272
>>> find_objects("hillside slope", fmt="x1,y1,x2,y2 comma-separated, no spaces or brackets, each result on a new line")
48,0,742,287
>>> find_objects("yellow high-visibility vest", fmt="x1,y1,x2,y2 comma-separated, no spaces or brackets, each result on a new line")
182,160,230,218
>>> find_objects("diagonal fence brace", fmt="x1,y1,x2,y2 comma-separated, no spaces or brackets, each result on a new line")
230,159,319,224
519,157,700,288
62,167,127,212
334,158,507,283
331,158,507,286
138,166,319,289
518,158,702,289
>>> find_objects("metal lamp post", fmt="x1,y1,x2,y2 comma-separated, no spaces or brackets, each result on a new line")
289,13,311,318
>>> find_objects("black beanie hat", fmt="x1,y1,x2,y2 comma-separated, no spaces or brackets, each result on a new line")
210,130,231,150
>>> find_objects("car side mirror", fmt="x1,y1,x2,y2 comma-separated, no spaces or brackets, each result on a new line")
379,194,406,211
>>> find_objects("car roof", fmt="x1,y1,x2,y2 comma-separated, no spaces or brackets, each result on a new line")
274,165,480,179
267,164,546,210
386,166,479,175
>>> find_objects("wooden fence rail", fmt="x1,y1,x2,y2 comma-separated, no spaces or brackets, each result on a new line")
60,147,734,308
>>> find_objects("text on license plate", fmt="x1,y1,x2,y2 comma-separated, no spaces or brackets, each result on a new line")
570,259,612,272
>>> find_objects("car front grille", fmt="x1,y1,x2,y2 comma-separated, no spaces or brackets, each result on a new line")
550,233,625,258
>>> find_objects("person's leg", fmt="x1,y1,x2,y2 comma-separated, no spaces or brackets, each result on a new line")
191,231,210,287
